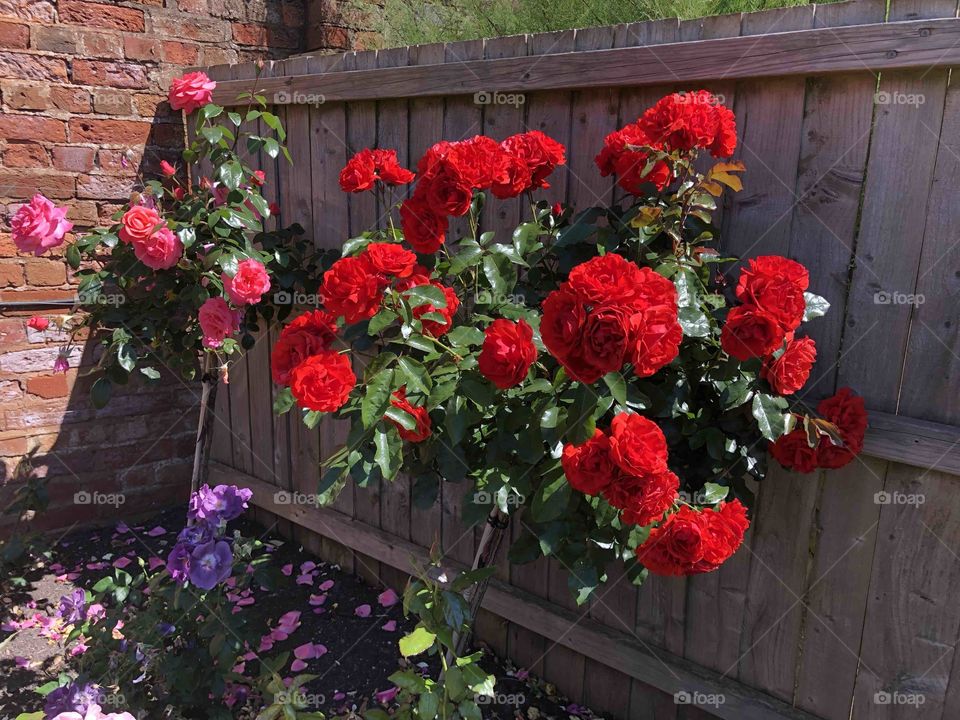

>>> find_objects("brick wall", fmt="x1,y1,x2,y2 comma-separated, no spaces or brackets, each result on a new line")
0,0,381,532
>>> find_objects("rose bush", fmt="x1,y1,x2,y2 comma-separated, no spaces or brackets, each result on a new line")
270,89,867,605
11,68,321,406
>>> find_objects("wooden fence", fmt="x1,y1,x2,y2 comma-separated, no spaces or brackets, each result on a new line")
202,1,960,717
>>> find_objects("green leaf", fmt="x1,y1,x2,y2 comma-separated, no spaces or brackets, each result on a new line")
752,392,790,441
303,410,322,429
531,473,571,523
219,160,243,190
418,692,440,720
803,292,830,321
90,377,112,409
65,243,82,270
567,383,598,444
398,626,436,657
603,372,627,405
398,356,431,395
374,427,402,481
139,367,161,381
273,386,295,415
361,369,395,428
404,284,447,309
678,306,711,337
116,343,136,372
482,253,516,296
700,482,729,505
384,404,417,431
448,239,483,274
446,326,485,347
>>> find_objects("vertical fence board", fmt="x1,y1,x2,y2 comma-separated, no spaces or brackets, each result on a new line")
795,457,886,719
835,0,955,412
343,48,383,586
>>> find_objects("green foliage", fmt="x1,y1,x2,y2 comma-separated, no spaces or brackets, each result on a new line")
364,0,839,47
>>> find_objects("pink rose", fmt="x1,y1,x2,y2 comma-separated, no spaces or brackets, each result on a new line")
160,160,176,176
11,194,73,256
223,258,271,306
133,227,183,270
199,297,241,349
168,71,216,114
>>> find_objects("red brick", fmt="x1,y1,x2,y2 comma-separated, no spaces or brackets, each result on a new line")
0,320,25,350
30,25,78,54
0,0,55,23
0,114,66,142
0,51,67,81
176,0,206,11
0,433,28,456
199,45,238,66
91,89,132,115
96,147,141,173
133,93,171,118
77,173,134,200
0,20,28,48
52,145,95,172
26,374,69,398
50,87,91,113
65,200,98,226
123,34,161,61
0,170,74,198
150,15,229,43
3,142,49,168
72,59,148,89
69,117,148,145
232,22,267,46
161,40,199,65
0,233,17,257
25,260,66,286
0,262,23,287
0,344,80,373
59,1,145,32
77,30,124,59
306,24,349,51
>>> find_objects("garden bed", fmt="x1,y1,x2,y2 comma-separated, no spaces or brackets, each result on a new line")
1,507,599,719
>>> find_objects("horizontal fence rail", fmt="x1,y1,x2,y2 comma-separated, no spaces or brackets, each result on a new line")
205,2,960,718
210,19,960,105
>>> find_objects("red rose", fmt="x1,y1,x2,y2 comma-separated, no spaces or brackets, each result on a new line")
445,136,504,189
736,255,809,332
638,90,737,158
387,386,431,442
595,124,673,194
577,306,632,383
372,148,415,185
561,429,617,496
339,149,377,193
608,412,668,477
362,242,417,279
636,499,749,576
489,153,531,199
628,304,682,378
769,429,819,473
540,287,585,363
478,318,537,389
119,205,162,245
320,256,385,324
816,387,867,468
566,253,646,306
289,350,355,412
500,130,566,189
27,316,49,331
223,258,271,306
721,305,785,361
400,197,448,254
761,337,816,395
617,470,679,527
424,164,473,216
271,310,338,385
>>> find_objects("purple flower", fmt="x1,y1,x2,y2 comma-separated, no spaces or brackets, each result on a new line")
58,588,86,623
44,680,101,716
177,523,213,546
166,542,192,583
188,484,252,525
188,540,233,590
53,351,70,374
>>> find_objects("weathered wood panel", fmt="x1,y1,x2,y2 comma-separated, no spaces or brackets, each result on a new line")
207,6,960,718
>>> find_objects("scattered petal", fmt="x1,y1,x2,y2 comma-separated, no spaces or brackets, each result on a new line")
378,588,399,607
382,620,397,632
354,604,371,618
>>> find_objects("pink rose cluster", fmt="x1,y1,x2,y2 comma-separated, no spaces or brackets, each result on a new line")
119,205,183,270
11,194,73,256
168,71,216,114
198,259,271,349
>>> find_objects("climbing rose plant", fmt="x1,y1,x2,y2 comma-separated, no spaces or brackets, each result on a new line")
271,89,867,599
10,70,320,402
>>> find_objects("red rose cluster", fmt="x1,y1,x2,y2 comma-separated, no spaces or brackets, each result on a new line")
562,413,679,528
770,387,868,473
270,310,355,413
399,132,565,254
338,148,415,193
596,89,736,195
320,241,459,336
478,319,538,389
721,255,817,395
541,253,681,384
636,500,749,576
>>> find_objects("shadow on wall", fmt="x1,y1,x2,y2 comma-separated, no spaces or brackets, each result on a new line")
0,119,208,539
